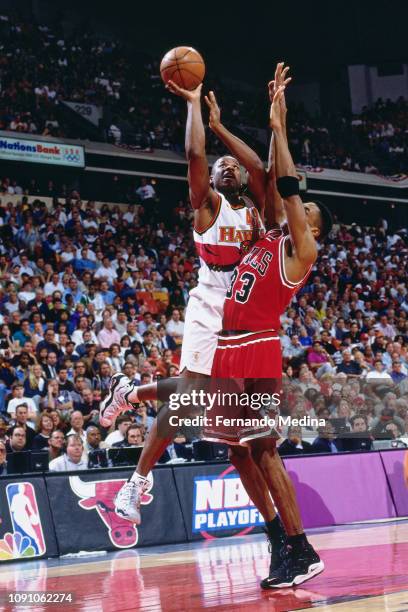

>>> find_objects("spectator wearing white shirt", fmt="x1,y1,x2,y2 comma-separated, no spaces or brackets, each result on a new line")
94,257,117,284
104,415,133,447
166,309,184,346
66,411,87,444
136,177,156,201
44,272,65,296
7,383,38,420
366,359,393,383
49,434,88,472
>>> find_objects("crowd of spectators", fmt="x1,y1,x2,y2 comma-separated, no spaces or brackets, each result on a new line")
0,14,407,174
0,177,406,474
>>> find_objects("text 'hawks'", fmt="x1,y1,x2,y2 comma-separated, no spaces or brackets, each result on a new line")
219,227,256,243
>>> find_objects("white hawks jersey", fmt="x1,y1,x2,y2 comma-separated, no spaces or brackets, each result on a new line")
193,191,264,291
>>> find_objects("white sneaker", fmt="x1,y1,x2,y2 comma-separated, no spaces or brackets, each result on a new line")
99,373,134,427
115,477,149,524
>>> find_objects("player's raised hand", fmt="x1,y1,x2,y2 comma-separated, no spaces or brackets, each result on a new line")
204,91,221,129
270,85,286,131
268,62,292,102
166,80,202,102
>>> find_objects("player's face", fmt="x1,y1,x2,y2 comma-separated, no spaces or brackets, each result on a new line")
304,202,322,239
280,201,321,238
212,157,241,195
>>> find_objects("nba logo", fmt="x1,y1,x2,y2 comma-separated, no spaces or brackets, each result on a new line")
6,483,46,555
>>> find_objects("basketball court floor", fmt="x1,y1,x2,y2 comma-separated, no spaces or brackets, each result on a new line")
2,519,408,611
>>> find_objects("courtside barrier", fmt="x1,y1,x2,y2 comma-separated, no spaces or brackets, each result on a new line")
0,475,58,561
46,467,186,555
0,450,406,562
379,450,408,517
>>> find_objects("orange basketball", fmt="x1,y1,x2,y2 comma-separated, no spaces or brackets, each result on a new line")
160,46,205,91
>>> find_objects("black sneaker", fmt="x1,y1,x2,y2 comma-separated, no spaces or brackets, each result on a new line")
264,526,288,574
260,542,324,589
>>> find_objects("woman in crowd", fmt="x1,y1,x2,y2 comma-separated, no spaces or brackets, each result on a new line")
32,413,55,450
23,364,47,407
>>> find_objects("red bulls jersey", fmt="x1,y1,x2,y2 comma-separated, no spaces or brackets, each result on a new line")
222,230,312,332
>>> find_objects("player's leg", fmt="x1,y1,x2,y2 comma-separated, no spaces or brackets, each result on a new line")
115,369,207,523
250,436,324,588
228,444,287,572
115,288,222,523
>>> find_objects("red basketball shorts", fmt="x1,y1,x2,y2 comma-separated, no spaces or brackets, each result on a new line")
204,330,282,445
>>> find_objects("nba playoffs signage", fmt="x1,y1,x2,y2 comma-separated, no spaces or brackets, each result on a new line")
174,463,264,541
0,476,57,561
192,466,264,535
0,136,85,168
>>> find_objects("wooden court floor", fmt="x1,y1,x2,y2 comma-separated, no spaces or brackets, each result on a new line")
1,520,408,611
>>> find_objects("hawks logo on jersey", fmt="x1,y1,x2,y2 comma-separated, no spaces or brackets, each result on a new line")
193,193,265,290
219,209,262,244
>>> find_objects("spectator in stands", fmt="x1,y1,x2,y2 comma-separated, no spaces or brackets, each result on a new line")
49,434,88,471
32,413,55,451
8,404,36,449
113,424,144,447
0,440,7,475
166,309,184,344
366,359,393,383
0,416,8,444
391,360,407,384
278,426,313,456
7,383,37,420
67,411,86,443
97,319,121,349
312,422,343,453
74,387,99,424
6,427,27,454
337,350,362,377
104,415,132,446
342,415,373,451
86,426,110,468
48,430,65,462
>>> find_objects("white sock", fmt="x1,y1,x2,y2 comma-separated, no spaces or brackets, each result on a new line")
130,472,148,485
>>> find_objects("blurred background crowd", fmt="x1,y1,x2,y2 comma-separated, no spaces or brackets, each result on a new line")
0,181,406,475
0,14,407,175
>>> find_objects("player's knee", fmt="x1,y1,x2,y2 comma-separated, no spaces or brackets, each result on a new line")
250,437,276,464
228,445,250,466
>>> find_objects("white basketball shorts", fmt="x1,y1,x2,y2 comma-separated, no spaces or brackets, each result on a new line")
180,283,226,375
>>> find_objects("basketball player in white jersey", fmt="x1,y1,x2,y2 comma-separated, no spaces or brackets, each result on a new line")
100,76,271,513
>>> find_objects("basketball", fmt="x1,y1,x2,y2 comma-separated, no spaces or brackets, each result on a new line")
160,46,205,91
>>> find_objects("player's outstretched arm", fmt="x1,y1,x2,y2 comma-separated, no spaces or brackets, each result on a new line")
271,86,317,280
204,91,266,215
265,63,292,228
167,80,218,214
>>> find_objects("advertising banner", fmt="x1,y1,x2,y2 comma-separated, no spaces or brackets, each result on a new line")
380,450,408,517
0,136,85,168
174,463,264,541
0,475,58,561
46,467,186,554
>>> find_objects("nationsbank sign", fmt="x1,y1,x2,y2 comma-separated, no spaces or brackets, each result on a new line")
192,468,264,535
0,136,85,168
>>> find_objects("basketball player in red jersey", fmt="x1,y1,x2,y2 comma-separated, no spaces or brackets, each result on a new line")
206,85,333,588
